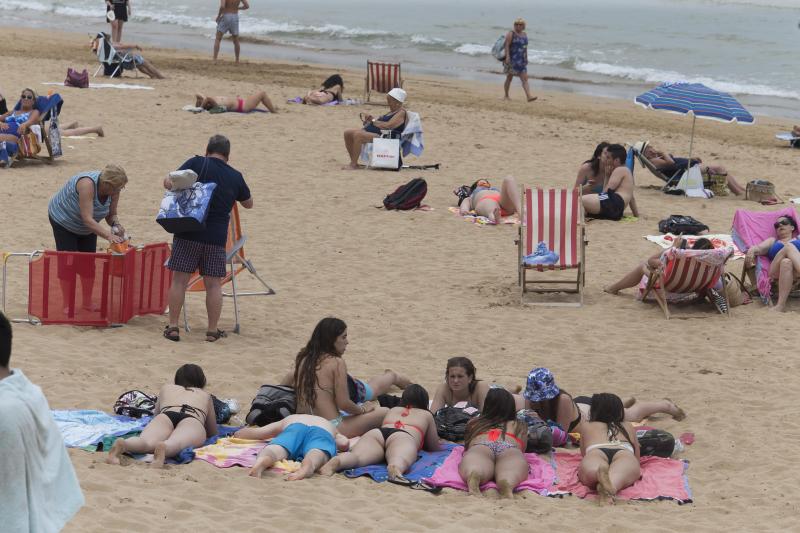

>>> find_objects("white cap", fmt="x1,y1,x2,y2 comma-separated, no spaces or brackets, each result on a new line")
387,87,407,103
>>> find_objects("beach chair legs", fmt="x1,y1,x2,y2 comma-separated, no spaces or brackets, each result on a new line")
1,251,43,325
643,269,670,319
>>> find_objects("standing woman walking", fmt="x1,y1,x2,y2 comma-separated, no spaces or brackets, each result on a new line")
503,18,537,102
106,0,131,43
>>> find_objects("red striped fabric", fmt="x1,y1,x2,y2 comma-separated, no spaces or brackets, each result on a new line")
524,188,580,270
368,61,401,93
661,253,722,293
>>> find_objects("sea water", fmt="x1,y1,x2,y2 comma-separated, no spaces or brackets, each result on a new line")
1,0,798,118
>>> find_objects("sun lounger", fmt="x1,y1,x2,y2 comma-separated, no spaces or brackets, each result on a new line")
775,132,799,148
364,60,403,105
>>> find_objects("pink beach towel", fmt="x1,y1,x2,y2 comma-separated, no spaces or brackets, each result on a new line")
194,437,266,468
423,446,555,494
552,452,692,503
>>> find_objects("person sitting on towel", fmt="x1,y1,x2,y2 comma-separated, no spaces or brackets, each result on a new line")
195,90,277,113
0,312,84,531
638,141,745,196
456,177,522,224
581,143,638,220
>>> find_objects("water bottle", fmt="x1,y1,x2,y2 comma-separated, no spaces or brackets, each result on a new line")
671,438,685,457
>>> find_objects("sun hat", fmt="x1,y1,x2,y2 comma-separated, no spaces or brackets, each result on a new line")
632,140,649,155
387,87,407,103
523,367,560,403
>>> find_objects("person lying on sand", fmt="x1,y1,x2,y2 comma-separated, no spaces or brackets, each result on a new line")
303,74,344,105
455,177,521,224
578,393,641,504
195,91,277,113
638,141,745,196
107,364,217,467
235,414,349,481
342,87,407,169
581,143,639,220
320,385,440,480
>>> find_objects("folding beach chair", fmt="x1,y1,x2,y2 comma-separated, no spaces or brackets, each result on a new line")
359,110,424,168
8,94,63,166
182,204,275,334
632,149,679,191
641,247,733,319
364,61,404,105
731,207,800,305
91,33,137,78
775,132,799,148
518,187,586,306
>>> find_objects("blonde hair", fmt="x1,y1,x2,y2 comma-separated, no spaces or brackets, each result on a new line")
514,18,526,26
99,164,128,189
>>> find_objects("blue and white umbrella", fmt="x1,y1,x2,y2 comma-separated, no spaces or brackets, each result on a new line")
634,82,754,171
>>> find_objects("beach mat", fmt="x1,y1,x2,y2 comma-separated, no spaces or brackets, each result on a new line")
423,445,555,495
448,207,519,226
344,443,458,482
194,437,267,468
52,409,150,449
551,451,692,504
42,81,154,90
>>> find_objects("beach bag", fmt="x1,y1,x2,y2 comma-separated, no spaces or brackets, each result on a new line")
370,135,401,170
48,113,63,158
156,181,217,233
658,214,709,235
745,180,779,204
723,271,746,307
636,429,675,458
491,35,507,61
434,405,480,441
18,131,41,157
211,395,232,424
245,385,296,426
517,409,553,454
64,68,89,88
113,390,157,418
383,178,427,210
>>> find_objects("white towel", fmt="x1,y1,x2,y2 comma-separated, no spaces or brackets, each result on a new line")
0,370,84,533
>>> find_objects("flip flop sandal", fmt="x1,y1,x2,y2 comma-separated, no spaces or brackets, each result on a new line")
387,475,443,494
163,326,180,342
205,329,227,342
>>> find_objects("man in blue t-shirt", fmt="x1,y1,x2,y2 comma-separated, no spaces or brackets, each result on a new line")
164,134,253,342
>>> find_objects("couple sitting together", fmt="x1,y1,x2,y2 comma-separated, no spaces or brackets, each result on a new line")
575,143,639,221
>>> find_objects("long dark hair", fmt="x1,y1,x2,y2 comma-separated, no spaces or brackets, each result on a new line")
589,393,633,445
401,384,429,410
322,74,344,90
446,356,480,394
584,142,609,176
293,317,347,408
464,388,524,446
174,364,206,389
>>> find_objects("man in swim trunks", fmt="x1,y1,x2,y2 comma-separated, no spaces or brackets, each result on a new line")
213,0,249,63
581,143,638,220
235,414,349,480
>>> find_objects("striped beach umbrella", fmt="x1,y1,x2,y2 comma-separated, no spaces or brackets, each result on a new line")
634,82,754,171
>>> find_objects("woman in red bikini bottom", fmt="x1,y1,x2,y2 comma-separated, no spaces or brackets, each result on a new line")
195,90,277,113
458,388,529,498
320,385,441,479
457,177,521,224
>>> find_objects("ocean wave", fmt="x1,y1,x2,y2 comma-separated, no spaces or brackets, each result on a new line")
454,43,491,56
667,0,800,9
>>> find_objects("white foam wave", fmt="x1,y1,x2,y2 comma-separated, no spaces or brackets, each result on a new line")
575,61,800,100
454,43,491,56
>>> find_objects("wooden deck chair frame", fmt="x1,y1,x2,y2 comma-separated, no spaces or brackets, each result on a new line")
364,60,404,105
91,33,138,79
518,187,587,307
10,95,62,166
641,249,733,319
634,151,679,191
182,205,275,334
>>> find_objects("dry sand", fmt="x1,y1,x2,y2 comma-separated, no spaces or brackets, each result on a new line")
1,27,798,532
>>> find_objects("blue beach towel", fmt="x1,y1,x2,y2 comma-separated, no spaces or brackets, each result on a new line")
344,443,458,482
129,425,241,465
52,409,150,448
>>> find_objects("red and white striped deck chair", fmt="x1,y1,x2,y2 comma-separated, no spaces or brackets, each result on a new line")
518,187,586,306
641,247,733,319
364,61,404,104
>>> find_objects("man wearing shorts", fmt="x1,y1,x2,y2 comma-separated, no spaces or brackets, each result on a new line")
164,134,253,342
213,0,249,63
581,143,639,220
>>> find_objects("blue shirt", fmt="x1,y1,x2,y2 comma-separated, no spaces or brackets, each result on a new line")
174,156,251,247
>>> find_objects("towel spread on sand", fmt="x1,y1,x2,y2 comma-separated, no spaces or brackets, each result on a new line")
551,452,692,503
42,81,154,90
52,409,151,448
423,446,555,495
448,207,519,225
344,443,458,482
287,96,359,105
131,426,240,465
194,437,267,468
645,233,744,260
0,370,85,533
182,105,269,114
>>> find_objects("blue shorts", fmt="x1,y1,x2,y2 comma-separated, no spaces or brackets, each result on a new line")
2,122,20,137
270,423,337,461
353,379,374,404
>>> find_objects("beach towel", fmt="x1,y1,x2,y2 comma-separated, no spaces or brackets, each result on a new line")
194,437,267,468
423,445,555,495
551,452,692,503
0,370,84,532
52,409,151,448
131,426,240,465
645,233,744,260
181,105,269,114
286,96,360,106
448,207,519,225
344,443,458,482
42,81,154,90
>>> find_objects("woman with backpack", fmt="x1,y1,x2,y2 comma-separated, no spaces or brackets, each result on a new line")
458,388,529,498
320,384,441,479
578,393,641,503
502,18,537,102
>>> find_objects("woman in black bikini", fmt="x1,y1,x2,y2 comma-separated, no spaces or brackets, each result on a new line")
107,364,217,467
303,74,344,105
320,385,440,479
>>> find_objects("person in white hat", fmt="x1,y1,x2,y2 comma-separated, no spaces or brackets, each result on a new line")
342,87,407,170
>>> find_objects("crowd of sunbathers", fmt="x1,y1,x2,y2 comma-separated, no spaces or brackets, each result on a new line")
107,317,685,502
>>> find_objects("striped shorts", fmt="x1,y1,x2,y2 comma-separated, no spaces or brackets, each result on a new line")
167,237,226,278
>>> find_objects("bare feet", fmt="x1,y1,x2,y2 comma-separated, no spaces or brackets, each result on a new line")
97,127,105,137
604,285,620,295
492,206,502,224
527,96,538,102
106,438,126,465
497,480,514,499
665,398,686,421
387,369,411,389
769,304,786,313
387,464,403,480
467,471,482,495
195,94,204,107
342,163,361,170
596,464,615,505
286,464,314,481
623,397,637,409
151,442,167,468
319,457,340,477
248,457,273,478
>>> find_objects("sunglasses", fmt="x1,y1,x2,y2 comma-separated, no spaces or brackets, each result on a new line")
774,219,793,229
20,94,34,100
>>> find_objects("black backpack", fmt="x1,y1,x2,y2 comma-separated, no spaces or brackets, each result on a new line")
245,385,296,426
516,409,554,454
434,405,480,441
636,429,675,457
658,214,709,235
113,390,157,418
383,178,427,210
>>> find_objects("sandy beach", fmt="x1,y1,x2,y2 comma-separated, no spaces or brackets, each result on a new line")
1,27,799,532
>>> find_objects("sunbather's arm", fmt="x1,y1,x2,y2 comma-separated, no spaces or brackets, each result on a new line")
216,0,225,21
205,394,218,437
503,31,512,65
423,412,442,452
18,109,40,134
745,238,774,266
331,359,373,416
240,197,253,209
429,383,449,413
234,420,284,440
629,195,640,217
